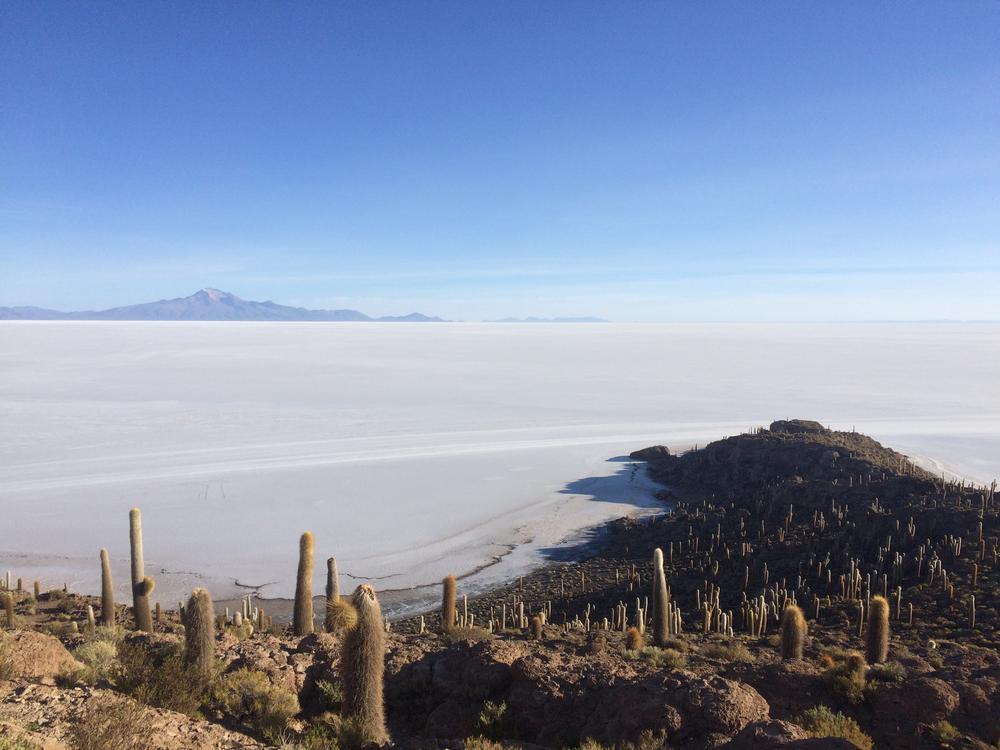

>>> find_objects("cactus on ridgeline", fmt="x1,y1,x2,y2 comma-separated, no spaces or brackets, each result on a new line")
293,532,315,636
341,584,389,745
129,508,154,632
184,588,216,678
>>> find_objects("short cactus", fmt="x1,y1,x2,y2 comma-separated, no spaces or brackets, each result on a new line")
530,615,543,640
780,604,807,660
129,508,154,632
625,626,643,651
441,575,457,632
99,548,115,627
341,584,389,745
292,531,315,636
184,587,216,678
866,595,890,664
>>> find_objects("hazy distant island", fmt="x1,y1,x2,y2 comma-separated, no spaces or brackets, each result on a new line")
0,288,447,322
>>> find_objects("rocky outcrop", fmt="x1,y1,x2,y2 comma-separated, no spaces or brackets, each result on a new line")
722,720,857,749
0,682,264,749
0,631,82,683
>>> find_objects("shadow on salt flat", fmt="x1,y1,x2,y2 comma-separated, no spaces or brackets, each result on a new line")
537,459,665,563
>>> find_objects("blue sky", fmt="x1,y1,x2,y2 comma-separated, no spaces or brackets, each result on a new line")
2,2,999,321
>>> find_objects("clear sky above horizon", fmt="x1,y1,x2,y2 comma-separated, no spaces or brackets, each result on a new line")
2,2,999,322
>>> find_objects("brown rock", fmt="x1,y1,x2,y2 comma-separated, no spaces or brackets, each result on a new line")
0,630,82,682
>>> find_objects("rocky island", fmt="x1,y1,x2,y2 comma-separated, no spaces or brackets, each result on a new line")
1,420,996,749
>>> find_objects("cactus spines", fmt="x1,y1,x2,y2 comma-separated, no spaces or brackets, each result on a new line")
293,531,315,636
324,557,341,632
780,604,807,660
341,584,389,745
530,615,543,640
625,626,643,651
99,548,115,627
651,547,670,647
866,595,890,664
441,575,457,632
326,597,359,633
184,587,216,678
129,508,154,632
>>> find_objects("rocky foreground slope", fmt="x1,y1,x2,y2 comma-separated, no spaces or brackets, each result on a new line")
1,420,997,749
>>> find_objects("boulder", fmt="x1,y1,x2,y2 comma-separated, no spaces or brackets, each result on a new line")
0,630,82,683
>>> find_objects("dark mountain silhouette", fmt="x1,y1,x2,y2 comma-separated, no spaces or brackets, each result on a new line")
0,289,447,322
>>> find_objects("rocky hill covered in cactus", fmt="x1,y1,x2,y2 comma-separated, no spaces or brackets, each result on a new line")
1,420,998,749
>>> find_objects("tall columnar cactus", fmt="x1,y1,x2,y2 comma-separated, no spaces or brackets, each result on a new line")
324,556,340,632
129,508,154,632
341,584,389,745
441,575,457,632
99,548,115,627
184,588,216,678
652,547,670,647
866,595,890,664
780,604,807,660
293,532,315,636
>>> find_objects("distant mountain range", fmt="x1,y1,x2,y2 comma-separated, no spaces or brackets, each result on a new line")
0,289,447,322
489,316,610,323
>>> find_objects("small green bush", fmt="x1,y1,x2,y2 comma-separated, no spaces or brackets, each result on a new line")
74,640,118,683
0,736,42,750
867,661,905,683
66,696,154,750
477,700,513,740
624,646,686,669
464,738,505,750
794,705,872,750
115,638,209,717
440,626,493,645
702,642,754,662
211,668,299,740
928,720,960,743
293,712,368,750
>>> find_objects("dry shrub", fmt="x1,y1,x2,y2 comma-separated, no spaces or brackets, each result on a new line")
702,642,753,663
211,668,299,740
73,640,118,684
0,735,42,750
441,626,493,645
624,646,686,669
115,638,209,717
794,705,872,750
68,696,154,750
0,636,14,681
